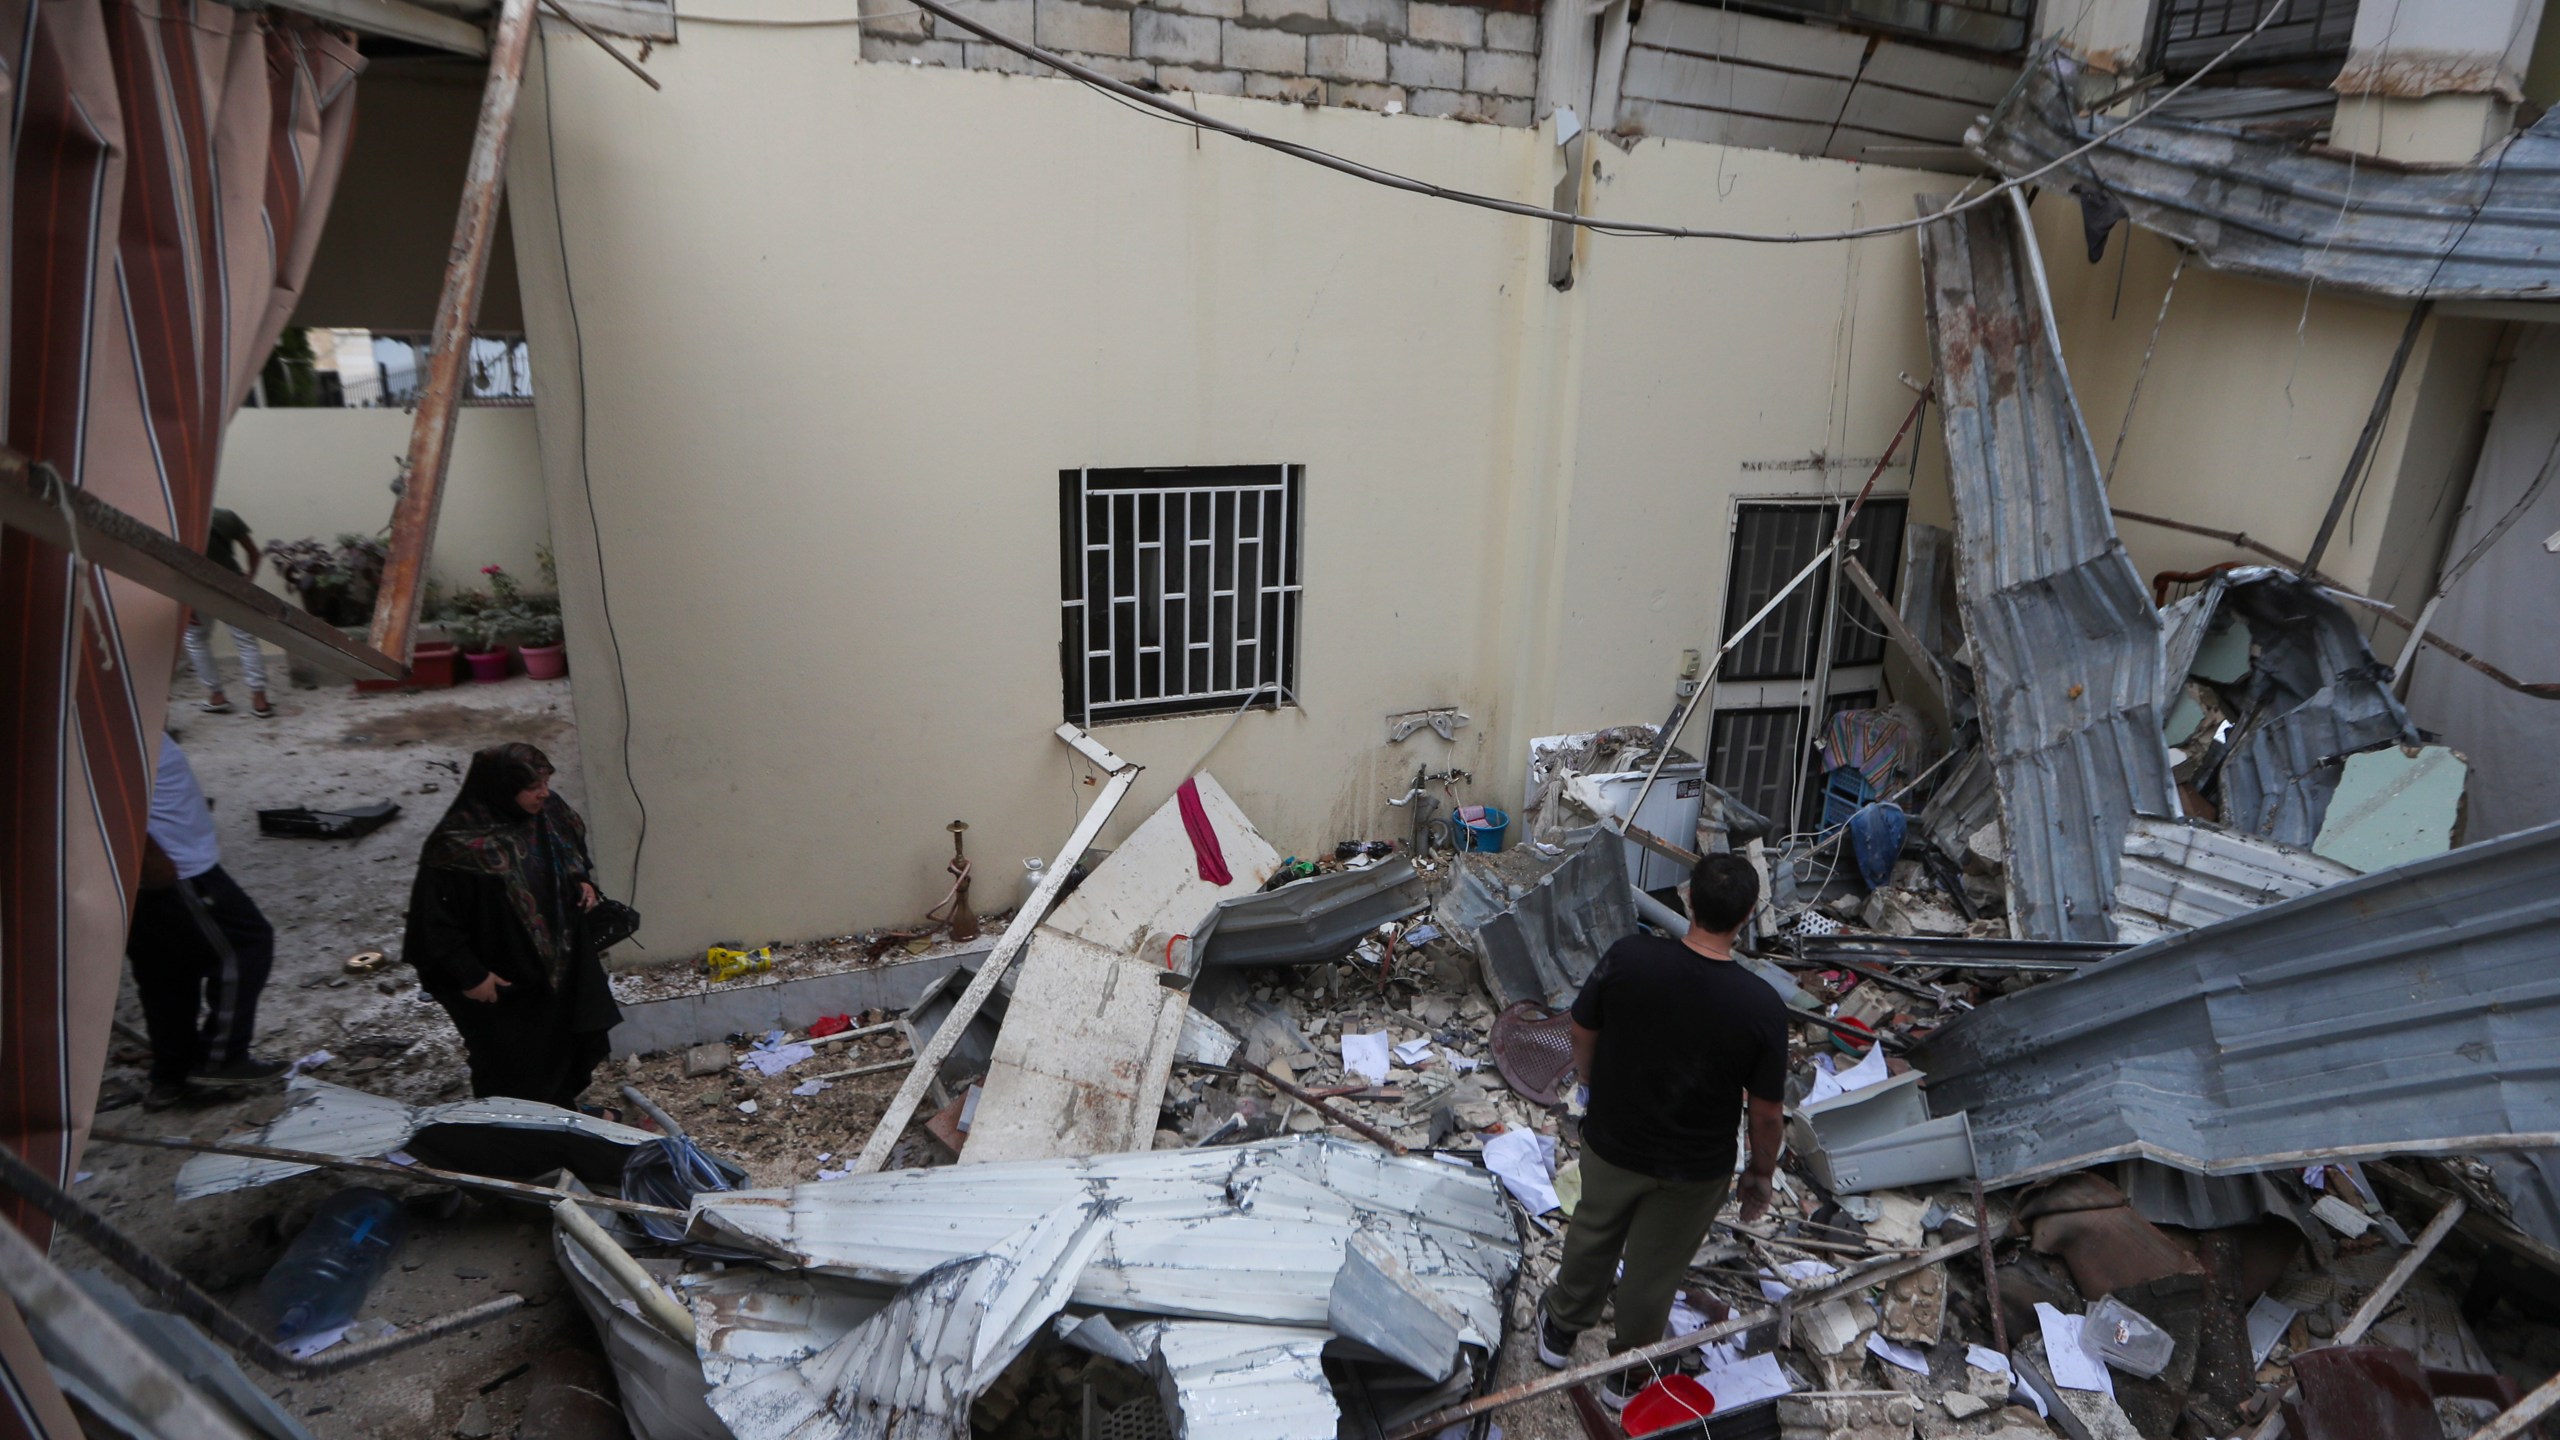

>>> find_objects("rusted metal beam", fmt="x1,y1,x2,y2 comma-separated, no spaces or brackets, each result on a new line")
369,0,540,665
0,453,403,680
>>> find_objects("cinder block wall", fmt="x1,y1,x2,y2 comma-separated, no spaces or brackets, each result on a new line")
862,0,1541,125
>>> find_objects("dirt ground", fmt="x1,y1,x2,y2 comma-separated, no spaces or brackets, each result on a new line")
70,652,603,1440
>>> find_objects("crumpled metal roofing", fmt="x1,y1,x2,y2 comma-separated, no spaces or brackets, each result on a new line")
696,1205,1109,1440
1974,49,2560,301
2200,571,2418,846
1917,193,2179,943
174,1079,656,1198
1189,857,1428,969
1467,831,1638,1007
1123,1321,1338,1440
1914,818,2560,1187
2114,815,2361,945
685,1137,1518,1348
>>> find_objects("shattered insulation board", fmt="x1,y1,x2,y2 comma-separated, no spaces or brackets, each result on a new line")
967,774,1277,1163
1915,817,2560,1186
2313,745,2467,874
1916,192,2178,943
963,931,1191,1165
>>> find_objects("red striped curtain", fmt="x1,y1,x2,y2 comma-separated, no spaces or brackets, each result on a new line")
0,3,360,1432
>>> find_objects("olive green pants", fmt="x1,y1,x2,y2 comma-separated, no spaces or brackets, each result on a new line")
1546,1145,1732,1353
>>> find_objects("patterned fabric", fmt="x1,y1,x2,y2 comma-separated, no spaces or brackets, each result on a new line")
0,5,358,1429
423,795,595,991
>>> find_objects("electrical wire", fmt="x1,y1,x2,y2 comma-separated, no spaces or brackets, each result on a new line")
542,30,652,899
898,0,2300,246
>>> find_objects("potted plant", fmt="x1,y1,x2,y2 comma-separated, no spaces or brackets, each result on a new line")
451,571,516,682
517,605,567,680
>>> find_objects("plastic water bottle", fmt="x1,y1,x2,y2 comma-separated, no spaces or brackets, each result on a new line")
1021,857,1046,908
255,1188,407,1340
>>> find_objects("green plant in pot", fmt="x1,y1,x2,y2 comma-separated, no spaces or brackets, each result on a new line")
516,604,569,680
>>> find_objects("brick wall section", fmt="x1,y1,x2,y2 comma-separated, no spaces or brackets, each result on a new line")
862,0,1540,125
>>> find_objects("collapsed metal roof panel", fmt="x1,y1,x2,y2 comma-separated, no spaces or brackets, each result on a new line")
2113,815,2361,945
1190,858,1429,970
1125,1321,1340,1440
685,1139,1518,1343
174,1079,656,1198
1913,818,2560,1187
1916,193,2180,943
1973,50,2560,301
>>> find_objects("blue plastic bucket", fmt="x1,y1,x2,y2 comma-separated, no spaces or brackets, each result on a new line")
1453,806,1510,853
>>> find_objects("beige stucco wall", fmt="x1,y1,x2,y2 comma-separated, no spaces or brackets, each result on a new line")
2018,202,2496,665
509,15,2479,952
213,407,551,599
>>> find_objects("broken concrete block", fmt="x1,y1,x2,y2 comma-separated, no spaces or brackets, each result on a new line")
1778,1391,1919,1437
1797,1297,1877,1357
1942,1391,1990,1418
1880,1264,1947,1346
1328,1231,1465,1381
682,1043,730,1077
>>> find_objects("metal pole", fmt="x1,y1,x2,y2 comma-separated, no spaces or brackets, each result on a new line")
0,1141,525,1378
2301,299,2434,579
88,1130,685,1221
369,0,541,663
1383,1228,1997,1439
851,739,1141,1172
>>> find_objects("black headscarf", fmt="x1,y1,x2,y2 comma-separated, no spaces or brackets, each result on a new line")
423,743,592,987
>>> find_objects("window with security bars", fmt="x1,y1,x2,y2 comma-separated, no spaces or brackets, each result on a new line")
1717,498,1908,680
1059,466,1303,727
2155,0,2358,73
1730,0,2033,55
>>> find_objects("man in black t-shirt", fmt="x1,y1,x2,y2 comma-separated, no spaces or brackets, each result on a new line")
183,508,273,717
1536,853,1788,1408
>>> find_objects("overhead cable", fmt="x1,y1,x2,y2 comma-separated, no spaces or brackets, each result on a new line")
894,0,2296,245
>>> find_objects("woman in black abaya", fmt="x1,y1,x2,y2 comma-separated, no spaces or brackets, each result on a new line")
404,743,620,1107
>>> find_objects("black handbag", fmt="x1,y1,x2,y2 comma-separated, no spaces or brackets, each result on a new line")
587,896,643,951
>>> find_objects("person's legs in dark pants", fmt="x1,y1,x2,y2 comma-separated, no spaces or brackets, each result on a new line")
127,888,213,1087
1608,1171,1730,1353
1542,1146,1661,1369
180,865,274,1069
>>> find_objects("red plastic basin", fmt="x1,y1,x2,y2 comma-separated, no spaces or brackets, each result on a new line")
1622,1374,1717,1436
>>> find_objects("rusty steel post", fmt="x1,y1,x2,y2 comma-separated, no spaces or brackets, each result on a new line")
369,0,540,664
946,820,980,942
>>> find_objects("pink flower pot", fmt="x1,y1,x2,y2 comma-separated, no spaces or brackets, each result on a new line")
464,648,513,683
519,642,568,680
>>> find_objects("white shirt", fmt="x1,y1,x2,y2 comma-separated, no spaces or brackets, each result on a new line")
149,735,222,880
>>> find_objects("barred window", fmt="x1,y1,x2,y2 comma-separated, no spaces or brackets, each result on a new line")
1060,466,1303,727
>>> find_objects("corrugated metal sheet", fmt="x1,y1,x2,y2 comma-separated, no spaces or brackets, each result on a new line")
1189,859,1428,970
1472,833,1638,1007
1917,193,2179,943
174,1080,657,1198
1913,818,2560,1186
697,1206,1110,1440
2114,815,2362,944
1973,50,2560,301
2209,573,2417,846
686,1138,1518,1348
1124,1321,1338,1440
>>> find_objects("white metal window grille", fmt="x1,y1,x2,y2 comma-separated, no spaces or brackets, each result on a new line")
1060,466,1303,727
